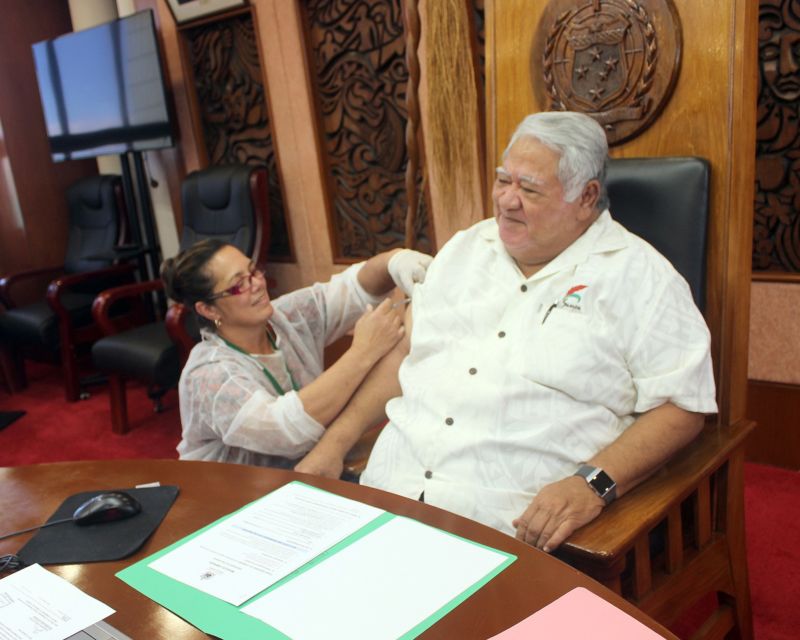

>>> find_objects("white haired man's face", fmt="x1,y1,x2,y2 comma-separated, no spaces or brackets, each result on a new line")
493,138,599,277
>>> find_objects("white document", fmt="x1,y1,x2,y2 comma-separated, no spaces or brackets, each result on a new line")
148,482,384,605
0,564,114,640
242,516,510,640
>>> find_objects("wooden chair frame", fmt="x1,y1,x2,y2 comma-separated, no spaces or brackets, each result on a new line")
559,419,754,639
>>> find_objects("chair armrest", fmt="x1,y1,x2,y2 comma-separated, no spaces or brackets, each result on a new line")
165,303,197,365
560,419,756,565
0,266,63,308
92,279,165,336
46,263,137,321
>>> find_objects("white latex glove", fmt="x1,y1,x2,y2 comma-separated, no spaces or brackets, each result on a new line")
387,249,433,296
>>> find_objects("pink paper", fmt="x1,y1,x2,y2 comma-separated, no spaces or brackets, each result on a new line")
489,587,667,639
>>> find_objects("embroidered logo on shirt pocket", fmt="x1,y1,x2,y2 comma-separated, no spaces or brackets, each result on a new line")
542,284,588,324
561,284,587,312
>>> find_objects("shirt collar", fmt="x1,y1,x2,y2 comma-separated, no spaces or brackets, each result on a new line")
481,210,628,280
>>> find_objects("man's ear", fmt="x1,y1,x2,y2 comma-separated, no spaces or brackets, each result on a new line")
578,179,600,215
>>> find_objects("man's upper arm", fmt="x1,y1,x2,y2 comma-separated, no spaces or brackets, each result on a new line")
626,275,717,415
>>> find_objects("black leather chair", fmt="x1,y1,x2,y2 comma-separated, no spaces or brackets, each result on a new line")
0,175,134,401
91,164,270,434
604,157,709,311
558,157,754,640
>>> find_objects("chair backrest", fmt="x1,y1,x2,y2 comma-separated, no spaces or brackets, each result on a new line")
605,157,710,312
174,164,270,348
64,175,127,274
179,165,270,264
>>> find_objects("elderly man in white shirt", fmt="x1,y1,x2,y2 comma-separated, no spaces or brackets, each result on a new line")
296,111,717,553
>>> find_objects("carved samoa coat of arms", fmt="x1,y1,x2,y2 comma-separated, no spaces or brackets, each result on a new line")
532,0,682,145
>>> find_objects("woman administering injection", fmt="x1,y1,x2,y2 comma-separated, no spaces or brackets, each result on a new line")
161,239,431,472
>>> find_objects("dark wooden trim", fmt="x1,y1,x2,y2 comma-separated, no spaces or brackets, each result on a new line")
751,271,800,284
175,21,210,169
745,379,800,469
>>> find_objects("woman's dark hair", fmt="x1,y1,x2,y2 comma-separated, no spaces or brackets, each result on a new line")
161,238,231,331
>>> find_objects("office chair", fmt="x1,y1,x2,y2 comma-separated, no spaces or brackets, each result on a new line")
556,157,754,640
91,164,270,434
0,175,134,402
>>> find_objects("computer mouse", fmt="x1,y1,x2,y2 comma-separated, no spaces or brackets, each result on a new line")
72,491,142,526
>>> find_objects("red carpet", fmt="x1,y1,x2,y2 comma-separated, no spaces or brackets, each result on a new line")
1,362,799,638
743,463,800,639
0,363,180,465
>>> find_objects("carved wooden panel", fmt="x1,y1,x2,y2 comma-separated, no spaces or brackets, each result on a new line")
531,0,682,146
302,0,433,260
183,11,293,260
755,0,800,273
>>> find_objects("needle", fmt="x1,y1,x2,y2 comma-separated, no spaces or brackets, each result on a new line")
392,298,411,309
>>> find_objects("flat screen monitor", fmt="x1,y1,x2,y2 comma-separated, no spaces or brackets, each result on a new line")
32,10,174,162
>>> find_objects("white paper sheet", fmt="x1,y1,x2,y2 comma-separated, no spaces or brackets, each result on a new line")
148,482,384,605
0,564,114,640
241,516,510,640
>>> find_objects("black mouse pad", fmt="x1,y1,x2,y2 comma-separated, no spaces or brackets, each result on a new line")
17,485,179,566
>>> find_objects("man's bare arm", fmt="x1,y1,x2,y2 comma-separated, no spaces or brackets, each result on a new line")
513,402,705,551
295,305,412,477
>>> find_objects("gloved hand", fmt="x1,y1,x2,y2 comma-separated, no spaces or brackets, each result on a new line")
387,249,433,296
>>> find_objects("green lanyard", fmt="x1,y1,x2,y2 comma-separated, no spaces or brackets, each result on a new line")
222,330,299,396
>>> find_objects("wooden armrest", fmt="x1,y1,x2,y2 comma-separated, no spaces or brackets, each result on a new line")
46,263,137,322
0,266,63,308
165,302,196,365
561,419,756,565
92,279,165,335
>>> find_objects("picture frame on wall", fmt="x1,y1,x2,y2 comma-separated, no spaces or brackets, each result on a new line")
166,0,248,25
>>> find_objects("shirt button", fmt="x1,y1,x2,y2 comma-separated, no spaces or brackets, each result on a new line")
498,331,506,338
425,470,433,479
520,284,528,292
468,367,477,375
445,417,454,425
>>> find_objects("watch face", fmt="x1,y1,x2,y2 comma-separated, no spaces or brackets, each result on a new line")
590,469,616,496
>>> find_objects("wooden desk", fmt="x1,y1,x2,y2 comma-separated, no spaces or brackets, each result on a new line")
0,460,676,639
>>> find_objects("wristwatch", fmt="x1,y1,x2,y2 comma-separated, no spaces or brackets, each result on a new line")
574,465,617,505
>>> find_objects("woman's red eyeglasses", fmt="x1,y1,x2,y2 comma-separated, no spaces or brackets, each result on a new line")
207,267,266,301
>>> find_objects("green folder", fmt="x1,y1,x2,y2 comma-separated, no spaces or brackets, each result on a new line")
117,481,516,639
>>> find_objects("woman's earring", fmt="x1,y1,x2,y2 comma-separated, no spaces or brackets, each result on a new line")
214,318,222,329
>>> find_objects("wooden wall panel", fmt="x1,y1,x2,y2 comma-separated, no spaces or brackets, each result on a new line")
251,0,340,291
746,380,800,469
142,0,342,293
301,0,434,261
180,9,294,261
0,0,98,276
754,0,800,274
143,0,489,292
487,0,758,426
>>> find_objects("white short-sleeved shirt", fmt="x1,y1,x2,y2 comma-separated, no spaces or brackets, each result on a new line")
177,263,385,468
361,211,717,534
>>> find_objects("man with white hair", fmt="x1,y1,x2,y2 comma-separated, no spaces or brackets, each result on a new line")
297,111,717,552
